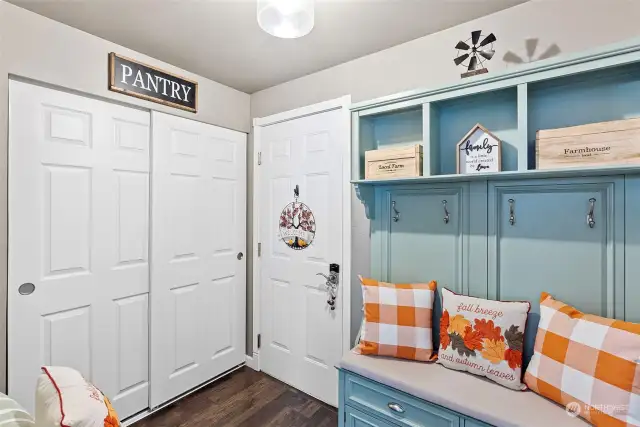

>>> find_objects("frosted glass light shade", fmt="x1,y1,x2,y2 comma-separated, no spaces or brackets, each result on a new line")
257,0,315,39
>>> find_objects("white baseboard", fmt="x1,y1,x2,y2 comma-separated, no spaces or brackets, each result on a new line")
245,352,260,371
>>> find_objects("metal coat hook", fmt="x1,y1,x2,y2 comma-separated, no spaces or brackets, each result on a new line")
587,198,596,228
442,200,450,224
294,185,299,199
392,201,400,222
508,199,515,226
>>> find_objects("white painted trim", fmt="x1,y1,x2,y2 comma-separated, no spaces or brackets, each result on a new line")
339,96,353,356
245,353,260,371
251,125,262,367
252,94,353,366
253,97,350,127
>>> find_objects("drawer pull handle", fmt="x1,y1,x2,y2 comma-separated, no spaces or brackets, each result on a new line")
387,402,405,413
587,198,596,228
392,201,400,222
443,200,450,224
508,198,515,226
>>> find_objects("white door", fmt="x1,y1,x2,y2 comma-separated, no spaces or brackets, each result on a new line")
150,112,247,407
258,107,346,406
8,81,151,418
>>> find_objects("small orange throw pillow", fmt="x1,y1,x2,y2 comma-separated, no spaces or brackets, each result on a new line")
525,293,640,426
355,276,437,362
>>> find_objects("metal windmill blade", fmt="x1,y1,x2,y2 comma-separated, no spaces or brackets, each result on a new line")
478,33,497,48
455,41,470,51
454,53,470,66
471,30,482,46
468,55,478,71
478,49,495,61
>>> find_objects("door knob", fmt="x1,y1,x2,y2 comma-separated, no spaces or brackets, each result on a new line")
237,252,244,260
18,283,35,295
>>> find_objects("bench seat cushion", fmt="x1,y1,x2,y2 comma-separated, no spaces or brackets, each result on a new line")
340,352,589,427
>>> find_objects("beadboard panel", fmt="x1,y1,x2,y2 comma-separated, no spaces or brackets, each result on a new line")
488,177,625,365
368,175,628,368
373,184,467,350
625,176,640,323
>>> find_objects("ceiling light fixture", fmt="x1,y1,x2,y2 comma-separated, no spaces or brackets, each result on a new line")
257,0,315,39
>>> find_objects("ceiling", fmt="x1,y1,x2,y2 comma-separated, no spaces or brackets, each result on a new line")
8,0,526,93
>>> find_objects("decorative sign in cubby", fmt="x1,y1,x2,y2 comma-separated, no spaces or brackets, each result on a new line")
456,123,502,174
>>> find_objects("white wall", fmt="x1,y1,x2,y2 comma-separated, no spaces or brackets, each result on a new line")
247,0,640,353
0,0,250,392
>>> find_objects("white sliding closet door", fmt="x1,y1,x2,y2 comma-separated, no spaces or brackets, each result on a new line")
8,81,150,418
150,112,246,407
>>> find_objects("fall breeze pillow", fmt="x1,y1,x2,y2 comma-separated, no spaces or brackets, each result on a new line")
355,276,437,362
525,293,640,426
36,366,120,427
438,288,530,390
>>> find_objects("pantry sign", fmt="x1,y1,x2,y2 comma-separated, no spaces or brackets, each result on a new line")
109,53,198,112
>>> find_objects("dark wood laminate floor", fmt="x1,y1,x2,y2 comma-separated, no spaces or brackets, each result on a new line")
133,368,338,427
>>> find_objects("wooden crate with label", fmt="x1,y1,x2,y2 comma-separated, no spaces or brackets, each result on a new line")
536,117,640,169
364,144,423,179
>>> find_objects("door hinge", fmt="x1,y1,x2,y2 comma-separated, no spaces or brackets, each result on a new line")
258,242,262,257
258,151,262,165
257,334,261,349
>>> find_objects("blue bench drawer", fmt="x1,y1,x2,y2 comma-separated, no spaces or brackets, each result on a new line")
344,373,460,427
346,406,397,427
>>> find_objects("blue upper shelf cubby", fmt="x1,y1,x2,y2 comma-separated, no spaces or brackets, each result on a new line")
351,37,640,183
431,88,518,175
527,62,640,169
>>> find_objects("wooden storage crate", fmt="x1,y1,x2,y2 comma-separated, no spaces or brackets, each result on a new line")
536,117,640,169
365,144,423,179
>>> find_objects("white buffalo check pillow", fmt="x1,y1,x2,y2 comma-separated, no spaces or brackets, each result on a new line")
355,276,437,362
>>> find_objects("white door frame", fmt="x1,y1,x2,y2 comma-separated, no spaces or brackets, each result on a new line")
251,95,352,370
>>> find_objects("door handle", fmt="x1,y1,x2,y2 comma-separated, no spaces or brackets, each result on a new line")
18,283,35,295
237,252,244,260
317,264,340,310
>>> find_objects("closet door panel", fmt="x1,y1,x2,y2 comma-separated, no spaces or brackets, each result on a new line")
8,81,150,418
98,108,151,419
150,112,246,408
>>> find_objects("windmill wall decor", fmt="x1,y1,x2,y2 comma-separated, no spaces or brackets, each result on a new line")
454,30,496,78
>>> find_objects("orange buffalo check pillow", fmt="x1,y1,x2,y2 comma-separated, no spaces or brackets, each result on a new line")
355,276,437,362
525,293,640,426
